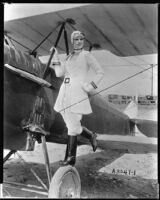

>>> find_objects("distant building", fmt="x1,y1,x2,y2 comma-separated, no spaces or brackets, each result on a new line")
107,94,157,105
107,94,134,105
138,95,157,105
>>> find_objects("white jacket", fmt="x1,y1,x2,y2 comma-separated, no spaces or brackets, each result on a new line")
53,50,104,114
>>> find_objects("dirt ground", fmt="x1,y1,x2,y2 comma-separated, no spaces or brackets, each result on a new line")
2,131,159,199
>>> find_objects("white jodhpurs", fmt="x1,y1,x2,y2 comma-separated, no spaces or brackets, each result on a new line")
61,112,83,136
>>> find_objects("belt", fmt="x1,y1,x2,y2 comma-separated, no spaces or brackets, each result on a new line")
64,77,70,84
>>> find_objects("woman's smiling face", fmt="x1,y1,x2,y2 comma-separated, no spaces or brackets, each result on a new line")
73,33,84,50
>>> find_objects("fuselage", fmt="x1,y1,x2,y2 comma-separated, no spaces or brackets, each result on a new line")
4,42,132,151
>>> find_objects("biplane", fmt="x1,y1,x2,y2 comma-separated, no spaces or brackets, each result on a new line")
3,3,157,198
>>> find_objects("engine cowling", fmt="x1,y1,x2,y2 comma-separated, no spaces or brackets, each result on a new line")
4,42,46,78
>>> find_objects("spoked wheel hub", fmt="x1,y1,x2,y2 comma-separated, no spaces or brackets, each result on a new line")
48,165,81,198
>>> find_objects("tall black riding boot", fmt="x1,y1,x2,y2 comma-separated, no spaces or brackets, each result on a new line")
81,129,97,152
59,135,77,166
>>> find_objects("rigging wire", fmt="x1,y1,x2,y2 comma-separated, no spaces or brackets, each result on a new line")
59,65,157,113
15,152,48,191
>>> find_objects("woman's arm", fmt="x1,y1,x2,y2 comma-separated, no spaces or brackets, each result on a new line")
82,52,104,92
49,47,66,77
50,61,65,77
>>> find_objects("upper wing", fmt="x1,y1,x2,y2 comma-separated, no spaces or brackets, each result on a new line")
4,4,157,57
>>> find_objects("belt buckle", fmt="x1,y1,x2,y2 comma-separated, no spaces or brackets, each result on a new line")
64,78,70,83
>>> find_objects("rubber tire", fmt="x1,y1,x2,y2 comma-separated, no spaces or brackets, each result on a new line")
48,165,81,198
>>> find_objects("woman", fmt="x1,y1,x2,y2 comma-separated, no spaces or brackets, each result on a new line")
50,30,104,166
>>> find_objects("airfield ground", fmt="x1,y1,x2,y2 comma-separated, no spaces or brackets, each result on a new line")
3,132,158,199
2,105,158,198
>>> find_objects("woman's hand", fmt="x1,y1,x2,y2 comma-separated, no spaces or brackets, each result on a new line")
82,82,94,93
50,46,60,64
50,46,58,53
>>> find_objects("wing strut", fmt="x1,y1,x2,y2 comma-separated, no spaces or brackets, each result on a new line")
30,23,61,57
3,150,16,163
43,19,72,79
64,26,69,56
43,21,65,79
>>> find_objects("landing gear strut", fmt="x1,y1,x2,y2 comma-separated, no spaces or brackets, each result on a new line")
23,124,81,198
3,150,16,163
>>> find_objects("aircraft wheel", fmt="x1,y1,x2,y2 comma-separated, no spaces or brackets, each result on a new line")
48,165,81,198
